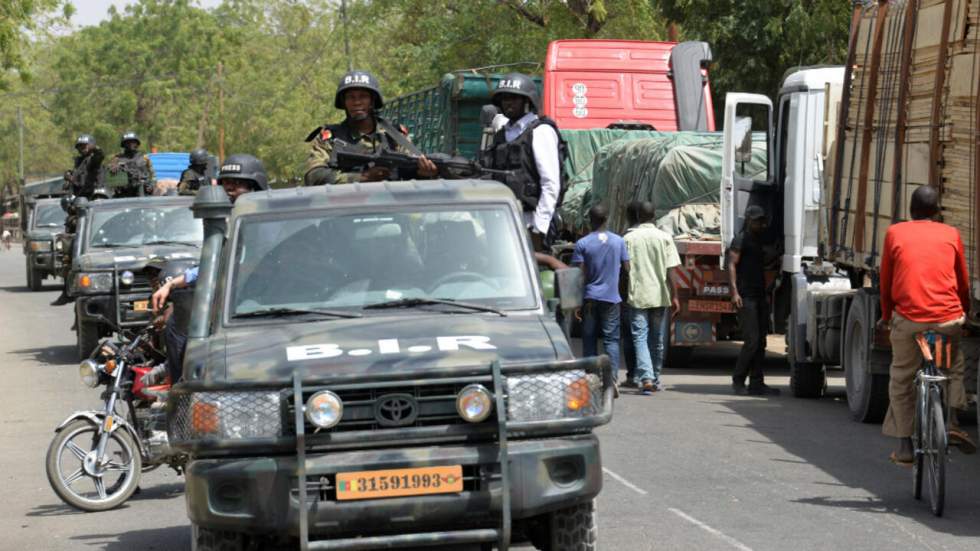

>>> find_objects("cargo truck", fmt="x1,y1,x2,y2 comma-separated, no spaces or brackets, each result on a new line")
731,1,979,422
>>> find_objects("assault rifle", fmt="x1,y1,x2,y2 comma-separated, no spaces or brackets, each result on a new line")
107,158,151,196
329,140,509,180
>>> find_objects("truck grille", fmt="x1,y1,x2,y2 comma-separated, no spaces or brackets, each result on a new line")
116,269,153,325
285,382,494,434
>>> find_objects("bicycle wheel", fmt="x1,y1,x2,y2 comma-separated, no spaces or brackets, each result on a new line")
912,380,925,500
925,385,947,517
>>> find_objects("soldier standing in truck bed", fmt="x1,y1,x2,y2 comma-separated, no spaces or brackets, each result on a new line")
64,134,105,199
304,70,437,186
178,148,212,195
107,131,155,197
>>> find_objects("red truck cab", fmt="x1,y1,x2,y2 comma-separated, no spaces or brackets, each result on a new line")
542,39,715,132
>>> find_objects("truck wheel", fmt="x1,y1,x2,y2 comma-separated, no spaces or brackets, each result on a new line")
788,322,825,398
843,294,889,423
191,525,249,551
76,320,100,361
27,261,43,291
530,500,598,551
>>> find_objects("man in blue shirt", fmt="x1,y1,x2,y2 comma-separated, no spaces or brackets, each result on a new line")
572,204,630,384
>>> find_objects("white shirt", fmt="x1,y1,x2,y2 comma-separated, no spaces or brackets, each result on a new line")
503,113,561,234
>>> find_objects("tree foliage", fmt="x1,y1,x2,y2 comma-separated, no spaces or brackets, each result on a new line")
656,0,852,119
0,0,72,85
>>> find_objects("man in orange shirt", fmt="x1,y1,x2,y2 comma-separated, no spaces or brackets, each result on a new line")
879,185,974,465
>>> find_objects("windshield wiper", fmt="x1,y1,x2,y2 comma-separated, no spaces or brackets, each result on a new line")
143,240,201,247
364,298,506,317
90,243,134,249
234,307,362,320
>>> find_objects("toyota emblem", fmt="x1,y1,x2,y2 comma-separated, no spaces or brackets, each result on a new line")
374,394,419,427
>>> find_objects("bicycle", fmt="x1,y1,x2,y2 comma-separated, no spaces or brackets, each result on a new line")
911,331,952,517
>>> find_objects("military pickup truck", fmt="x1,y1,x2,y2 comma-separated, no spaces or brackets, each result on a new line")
168,181,612,551
23,198,67,291
69,196,202,359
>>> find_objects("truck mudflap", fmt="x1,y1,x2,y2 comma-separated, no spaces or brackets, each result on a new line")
287,357,614,551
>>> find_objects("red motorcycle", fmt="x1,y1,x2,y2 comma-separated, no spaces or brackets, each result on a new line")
45,325,186,511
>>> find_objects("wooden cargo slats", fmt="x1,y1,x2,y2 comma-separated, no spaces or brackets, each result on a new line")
827,0,979,278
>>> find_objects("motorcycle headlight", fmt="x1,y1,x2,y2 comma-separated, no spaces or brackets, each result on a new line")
72,272,113,294
456,384,493,423
79,359,101,388
506,371,602,422
305,391,343,429
29,241,52,252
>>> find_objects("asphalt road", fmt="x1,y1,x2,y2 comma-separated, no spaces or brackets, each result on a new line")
1,247,979,550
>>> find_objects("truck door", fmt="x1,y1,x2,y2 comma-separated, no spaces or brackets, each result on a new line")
720,93,774,257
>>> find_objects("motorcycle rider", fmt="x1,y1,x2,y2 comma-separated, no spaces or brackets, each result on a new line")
140,257,197,388
304,70,437,185
107,131,155,197
178,148,212,196
150,154,269,382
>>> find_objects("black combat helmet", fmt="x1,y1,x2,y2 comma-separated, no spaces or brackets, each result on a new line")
189,148,209,167
491,72,540,112
120,131,140,147
218,153,268,191
334,70,384,109
75,134,95,148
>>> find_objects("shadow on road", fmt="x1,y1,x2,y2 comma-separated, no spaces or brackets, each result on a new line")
134,482,184,501
25,502,88,518
71,525,189,550
10,344,77,366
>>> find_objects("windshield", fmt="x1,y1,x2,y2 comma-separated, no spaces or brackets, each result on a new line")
33,205,66,228
230,206,536,317
87,205,203,249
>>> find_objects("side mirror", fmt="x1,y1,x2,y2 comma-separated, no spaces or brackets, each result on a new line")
556,267,584,311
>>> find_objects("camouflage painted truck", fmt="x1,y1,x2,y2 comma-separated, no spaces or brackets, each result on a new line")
68,195,203,359
168,181,613,551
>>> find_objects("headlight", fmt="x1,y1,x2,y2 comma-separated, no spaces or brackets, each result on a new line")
72,272,113,294
506,370,602,422
456,384,493,423
305,391,343,429
79,359,100,388
29,241,52,252
175,391,282,441
55,240,64,251
119,270,134,286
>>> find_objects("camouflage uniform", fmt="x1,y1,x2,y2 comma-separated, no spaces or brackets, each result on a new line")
67,147,105,198
178,166,208,195
304,117,416,185
107,151,155,197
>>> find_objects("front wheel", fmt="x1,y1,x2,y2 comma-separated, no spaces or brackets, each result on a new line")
76,317,101,361
913,380,925,500
45,419,142,512
191,524,250,551
530,500,598,551
926,386,947,517
27,260,43,291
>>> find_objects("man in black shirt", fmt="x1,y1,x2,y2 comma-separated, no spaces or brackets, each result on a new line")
728,205,779,395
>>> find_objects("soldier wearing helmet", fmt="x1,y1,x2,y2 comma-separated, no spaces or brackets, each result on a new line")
107,131,155,197
178,148,213,196
64,134,105,199
304,70,437,186
480,72,564,251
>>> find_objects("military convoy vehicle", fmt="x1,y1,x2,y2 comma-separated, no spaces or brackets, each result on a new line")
69,196,202,359
23,198,67,291
169,181,612,551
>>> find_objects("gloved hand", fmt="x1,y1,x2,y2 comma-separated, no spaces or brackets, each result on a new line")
139,363,168,386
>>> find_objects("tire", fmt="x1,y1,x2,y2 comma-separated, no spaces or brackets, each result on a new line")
27,260,43,291
530,500,598,551
912,379,925,501
76,316,101,361
45,419,142,512
788,321,825,398
191,524,249,551
843,294,889,423
926,386,946,517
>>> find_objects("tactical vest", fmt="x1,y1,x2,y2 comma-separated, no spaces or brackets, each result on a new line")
72,152,103,197
481,116,565,212
179,166,207,195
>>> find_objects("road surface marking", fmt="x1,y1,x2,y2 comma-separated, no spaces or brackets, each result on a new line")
668,508,754,551
602,467,648,495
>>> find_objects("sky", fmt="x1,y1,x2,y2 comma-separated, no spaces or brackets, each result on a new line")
69,0,223,28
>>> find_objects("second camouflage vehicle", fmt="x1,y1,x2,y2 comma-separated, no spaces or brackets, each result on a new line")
68,195,202,359
169,181,612,551
23,197,68,291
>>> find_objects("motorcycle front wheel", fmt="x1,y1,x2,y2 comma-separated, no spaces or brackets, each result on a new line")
45,419,142,512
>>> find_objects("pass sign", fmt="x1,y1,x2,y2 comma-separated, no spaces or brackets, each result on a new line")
335,465,463,501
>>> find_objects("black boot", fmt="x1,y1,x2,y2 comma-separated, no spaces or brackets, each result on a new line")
50,291,74,306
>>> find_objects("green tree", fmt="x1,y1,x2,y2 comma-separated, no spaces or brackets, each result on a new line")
0,0,72,86
656,0,852,119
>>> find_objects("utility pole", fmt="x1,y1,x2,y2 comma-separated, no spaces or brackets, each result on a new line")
341,0,352,71
217,62,225,162
17,106,25,187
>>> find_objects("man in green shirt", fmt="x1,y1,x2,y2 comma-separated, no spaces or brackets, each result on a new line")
623,201,681,393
